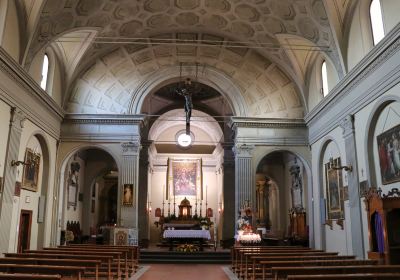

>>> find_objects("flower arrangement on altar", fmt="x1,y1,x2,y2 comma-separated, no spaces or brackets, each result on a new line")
199,217,213,230
176,243,199,253
65,230,74,244
237,217,251,231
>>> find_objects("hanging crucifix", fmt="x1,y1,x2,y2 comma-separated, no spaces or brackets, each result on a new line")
176,75,193,135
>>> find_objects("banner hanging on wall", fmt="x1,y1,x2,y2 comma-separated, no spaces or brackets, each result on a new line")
166,158,202,198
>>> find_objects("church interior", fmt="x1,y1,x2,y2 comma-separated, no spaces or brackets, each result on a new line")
0,0,400,279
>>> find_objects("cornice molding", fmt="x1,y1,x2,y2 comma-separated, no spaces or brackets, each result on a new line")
63,114,146,125
230,117,306,129
305,23,400,125
0,47,64,119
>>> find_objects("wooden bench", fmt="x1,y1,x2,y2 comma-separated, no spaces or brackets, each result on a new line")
271,265,400,280
5,253,113,280
0,264,85,280
233,247,317,275
257,257,371,280
59,245,136,278
257,259,377,279
287,273,400,279
0,257,100,280
41,247,129,279
64,244,139,272
0,273,61,280
240,251,339,279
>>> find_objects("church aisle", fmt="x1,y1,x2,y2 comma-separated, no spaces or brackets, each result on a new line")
135,264,231,280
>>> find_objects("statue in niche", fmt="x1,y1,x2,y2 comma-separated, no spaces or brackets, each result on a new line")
290,158,303,209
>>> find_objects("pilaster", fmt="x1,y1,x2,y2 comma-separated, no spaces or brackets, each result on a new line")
0,107,25,253
233,143,255,224
222,143,235,240
340,115,364,259
119,140,140,228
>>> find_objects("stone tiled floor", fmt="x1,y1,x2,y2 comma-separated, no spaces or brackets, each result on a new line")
136,264,231,280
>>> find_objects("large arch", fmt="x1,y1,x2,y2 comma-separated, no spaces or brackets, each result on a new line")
52,143,121,245
253,147,314,246
364,95,400,189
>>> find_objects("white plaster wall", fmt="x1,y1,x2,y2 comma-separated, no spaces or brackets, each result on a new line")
1,0,20,62
346,1,374,71
7,119,58,251
381,0,400,35
311,128,352,255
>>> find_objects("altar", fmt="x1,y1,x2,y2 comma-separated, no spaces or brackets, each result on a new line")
163,229,211,251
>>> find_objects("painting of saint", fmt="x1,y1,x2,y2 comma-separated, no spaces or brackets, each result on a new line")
325,158,344,220
172,161,197,196
123,184,134,206
377,124,400,184
22,148,40,192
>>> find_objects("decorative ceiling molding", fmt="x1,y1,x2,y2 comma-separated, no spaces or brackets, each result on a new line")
230,116,306,128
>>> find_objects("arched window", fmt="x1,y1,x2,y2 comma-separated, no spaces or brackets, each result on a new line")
370,0,385,45
40,54,49,90
321,61,329,97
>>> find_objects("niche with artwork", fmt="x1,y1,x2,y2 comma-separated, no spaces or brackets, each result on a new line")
365,187,400,264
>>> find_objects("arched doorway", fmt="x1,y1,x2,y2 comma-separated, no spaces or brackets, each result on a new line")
255,151,309,244
58,148,118,244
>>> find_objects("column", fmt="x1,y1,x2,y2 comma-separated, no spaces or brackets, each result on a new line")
137,140,151,243
233,144,255,224
221,143,235,240
340,115,364,259
0,107,25,253
119,141,140,229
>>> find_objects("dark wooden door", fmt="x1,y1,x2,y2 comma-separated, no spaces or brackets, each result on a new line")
17,210,32,253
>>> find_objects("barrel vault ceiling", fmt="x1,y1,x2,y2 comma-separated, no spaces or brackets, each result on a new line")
17,0,355,118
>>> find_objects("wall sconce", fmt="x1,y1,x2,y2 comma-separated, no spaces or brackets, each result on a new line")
329,157,352,172
11,160,31,167
147,201,152,213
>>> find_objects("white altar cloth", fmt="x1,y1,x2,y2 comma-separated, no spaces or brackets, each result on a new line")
163,230,211,240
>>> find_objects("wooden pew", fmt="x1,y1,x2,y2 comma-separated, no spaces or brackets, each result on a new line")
0,257,100,280
24,249,122,280
64,244,139,272
0,264,85,280
0,273,61,280
251,255,358,280
271,265,400,280
287,273,400,280
259,259,377,279
240,251,339,279
5,253,113,280
233,248,319,277
232,246,310,266
40,247,129,279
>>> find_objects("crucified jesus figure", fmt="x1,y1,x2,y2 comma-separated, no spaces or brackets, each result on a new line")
176,78,193,134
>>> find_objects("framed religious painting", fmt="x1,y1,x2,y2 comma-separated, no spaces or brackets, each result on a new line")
377,123,400,184
123,184,134,206
173,160,197,196
325,158,344,220
22,148,41,192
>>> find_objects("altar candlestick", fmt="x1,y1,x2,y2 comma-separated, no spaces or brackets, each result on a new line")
162,185,165,216
200,200,203,218
195,199,198,216
173,194,176,216
168,197,171,217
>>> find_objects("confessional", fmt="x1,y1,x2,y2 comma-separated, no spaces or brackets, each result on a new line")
365,187,400,264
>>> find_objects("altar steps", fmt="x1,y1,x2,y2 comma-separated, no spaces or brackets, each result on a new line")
139,250,231,264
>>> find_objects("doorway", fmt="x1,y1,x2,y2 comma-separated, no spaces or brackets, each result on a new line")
18,210,32,253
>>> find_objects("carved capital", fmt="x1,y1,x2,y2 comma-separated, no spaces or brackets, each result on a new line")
121,140,140,155
233,144,255,158
340,115,354,138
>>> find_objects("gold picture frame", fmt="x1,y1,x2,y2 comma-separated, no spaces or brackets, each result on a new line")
22,148,40,192
325,158,344,220
123,184,134,206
